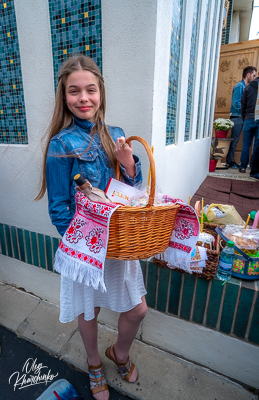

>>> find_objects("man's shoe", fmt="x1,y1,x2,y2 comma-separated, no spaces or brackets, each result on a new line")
226,161,240,169
229,161,241,169
239,168,246,173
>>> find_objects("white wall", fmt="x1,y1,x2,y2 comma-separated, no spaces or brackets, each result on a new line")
152,0,218,202
102,0,158,187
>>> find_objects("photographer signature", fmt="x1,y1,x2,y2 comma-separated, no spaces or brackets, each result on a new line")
9,357,58,391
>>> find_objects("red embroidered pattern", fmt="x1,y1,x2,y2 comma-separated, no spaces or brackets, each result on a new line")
59,242,103,269
65,218,86,243
169,241,192,253
85,227,104,253
76,192,112,218
174,219,194,240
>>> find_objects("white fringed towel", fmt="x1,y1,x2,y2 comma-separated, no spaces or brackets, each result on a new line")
156,197,200,273
54,191,120,292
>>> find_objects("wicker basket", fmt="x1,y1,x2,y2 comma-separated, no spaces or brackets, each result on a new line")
153,222,220,280
106,136,180,260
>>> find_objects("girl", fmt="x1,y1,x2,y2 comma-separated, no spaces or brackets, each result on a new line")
36,55,147,400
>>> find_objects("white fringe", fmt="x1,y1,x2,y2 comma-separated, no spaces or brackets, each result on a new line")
156,248,192,273
54,248,107,292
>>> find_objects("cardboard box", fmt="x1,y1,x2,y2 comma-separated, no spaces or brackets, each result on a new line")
105,178,141,205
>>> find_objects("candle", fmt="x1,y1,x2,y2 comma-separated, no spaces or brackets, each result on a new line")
244,214,250,230
147,145,154,194
201,198,204,233
188,195,191,205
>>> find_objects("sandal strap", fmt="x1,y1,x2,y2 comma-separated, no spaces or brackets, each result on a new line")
106,345,136,382
88,362,108,395
118,360,135,382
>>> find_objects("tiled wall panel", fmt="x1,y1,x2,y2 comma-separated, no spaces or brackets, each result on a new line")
221,0,233,45
196,0,209,139
0,0,28,144
184,0,199,142
202,0,219,138
166,0,183,145
48,0,102,88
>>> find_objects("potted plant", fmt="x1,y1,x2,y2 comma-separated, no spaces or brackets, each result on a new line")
213,118,234,138
209,137,225,171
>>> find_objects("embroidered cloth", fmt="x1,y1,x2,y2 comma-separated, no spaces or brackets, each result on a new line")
54,191,120,292
189,246,207,273
156,196,200,273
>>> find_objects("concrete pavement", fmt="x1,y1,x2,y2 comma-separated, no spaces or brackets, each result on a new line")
0,281,257,400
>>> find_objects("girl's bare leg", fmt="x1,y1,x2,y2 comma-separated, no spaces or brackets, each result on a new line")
111,296,147,382
78,308,109,400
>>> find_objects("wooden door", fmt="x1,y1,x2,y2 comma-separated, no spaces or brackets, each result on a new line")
214,39,259,162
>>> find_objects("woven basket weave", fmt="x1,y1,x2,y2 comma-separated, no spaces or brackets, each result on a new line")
153,223,220,280
106,136,180,260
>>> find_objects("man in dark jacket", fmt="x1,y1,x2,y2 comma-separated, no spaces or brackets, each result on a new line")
249,75,259,181
240,73,259,174
226,66,257,169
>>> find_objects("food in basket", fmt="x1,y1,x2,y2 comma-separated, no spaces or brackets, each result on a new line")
222,224,259,250
196,232,215,250
128,193,163,207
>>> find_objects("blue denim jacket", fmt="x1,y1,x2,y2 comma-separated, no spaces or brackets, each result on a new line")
46,116,142,235
230,80,246,118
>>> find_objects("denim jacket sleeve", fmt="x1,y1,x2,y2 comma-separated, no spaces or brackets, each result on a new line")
230,81,245,117
119,155,142,188
46,138,75,236
107,126,142,188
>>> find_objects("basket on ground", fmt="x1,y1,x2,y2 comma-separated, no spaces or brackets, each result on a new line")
106,136,180,260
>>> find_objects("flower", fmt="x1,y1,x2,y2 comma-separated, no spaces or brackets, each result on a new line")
213,118,234,131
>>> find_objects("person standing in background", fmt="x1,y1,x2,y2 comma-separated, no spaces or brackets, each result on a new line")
239,71,259,174
226,66,257,169
246,73,259,181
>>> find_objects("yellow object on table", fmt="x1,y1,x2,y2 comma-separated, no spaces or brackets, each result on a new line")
201,198,204,233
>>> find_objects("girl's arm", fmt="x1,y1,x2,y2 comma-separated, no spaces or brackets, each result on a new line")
115,137,142,188
115,137,135,177
46,139,74,236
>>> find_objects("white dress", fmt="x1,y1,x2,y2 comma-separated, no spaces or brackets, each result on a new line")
59,258,147,322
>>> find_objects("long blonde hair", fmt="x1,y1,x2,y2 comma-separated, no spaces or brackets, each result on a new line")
35,55,117,200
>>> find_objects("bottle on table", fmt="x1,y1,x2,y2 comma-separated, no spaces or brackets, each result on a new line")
216,240,235,282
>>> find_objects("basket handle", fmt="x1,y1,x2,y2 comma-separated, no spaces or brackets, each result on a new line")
115,136,156,207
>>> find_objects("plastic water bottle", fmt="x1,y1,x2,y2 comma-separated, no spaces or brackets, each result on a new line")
216,241,235,281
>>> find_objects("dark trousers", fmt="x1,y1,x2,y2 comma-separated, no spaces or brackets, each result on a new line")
250,121,259,176
226,117,243,164
240,119,259,169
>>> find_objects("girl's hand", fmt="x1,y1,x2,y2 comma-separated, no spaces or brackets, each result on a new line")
115,137,136,178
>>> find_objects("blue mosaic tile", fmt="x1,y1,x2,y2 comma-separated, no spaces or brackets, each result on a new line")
206,0,224,136
48,0,102,89
221,0,233,45
0,0,28,144
196,0,209,139
184,0,200,141
166,0,183,145
202,0,219,138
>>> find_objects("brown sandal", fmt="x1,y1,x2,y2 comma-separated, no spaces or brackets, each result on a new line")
105,345,138,382
87,361,109,397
